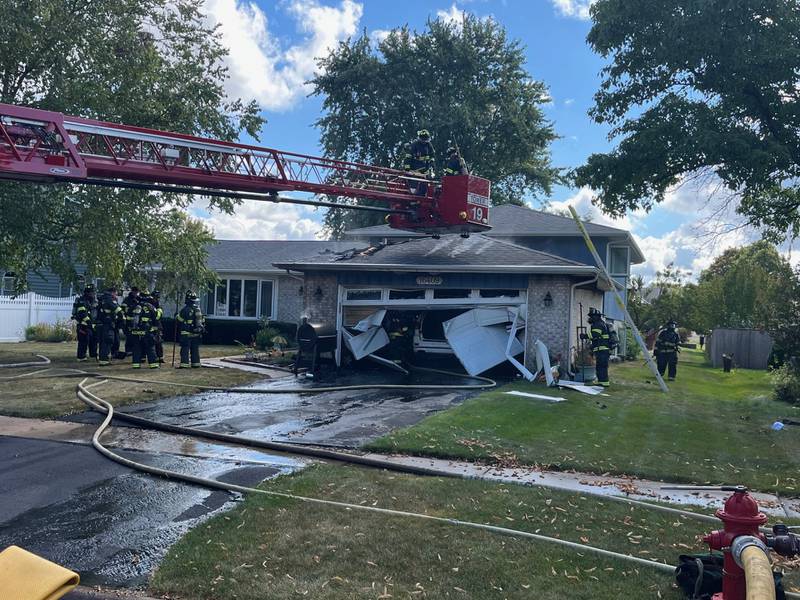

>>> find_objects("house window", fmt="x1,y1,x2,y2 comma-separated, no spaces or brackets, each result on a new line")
243,280,258,317
260,281,274,319
1,272,16,295
609,247,630,276
389,289,425,300
227,279,241,316
346,289,382,301
207,278,274,319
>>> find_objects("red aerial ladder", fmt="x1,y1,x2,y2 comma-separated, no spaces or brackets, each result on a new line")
0,103,491,235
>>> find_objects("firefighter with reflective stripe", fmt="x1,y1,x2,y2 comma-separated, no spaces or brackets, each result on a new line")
177,291,205,368
406,129,435,195
655,319,681,381
72,284,98,361
443,146,467,176
119,287,140,358
95,288,123,366
583,307,612,387
150,290,165,363
124,292,159,369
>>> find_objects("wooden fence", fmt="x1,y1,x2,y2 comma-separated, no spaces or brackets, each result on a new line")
707,328,774,370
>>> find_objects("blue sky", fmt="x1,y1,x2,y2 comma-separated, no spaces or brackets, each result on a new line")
194,0,788,280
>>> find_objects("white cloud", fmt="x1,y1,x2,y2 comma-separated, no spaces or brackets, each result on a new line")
203,0,363,112
370,28,392,45
548,186,640,231
192,199,324,240
437,3,467,25
549,0,594,20
563,98,575,106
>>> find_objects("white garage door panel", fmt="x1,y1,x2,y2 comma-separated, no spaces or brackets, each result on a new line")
443,309,524,375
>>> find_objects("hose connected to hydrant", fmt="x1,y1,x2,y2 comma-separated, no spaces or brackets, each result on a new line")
732,537,775,600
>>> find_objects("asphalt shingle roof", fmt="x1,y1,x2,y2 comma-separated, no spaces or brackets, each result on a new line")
343,204,630,237
273,234,596,273
207,240,359,272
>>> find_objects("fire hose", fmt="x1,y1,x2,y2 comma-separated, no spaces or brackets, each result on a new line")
4,361,798,597
73,379,800,599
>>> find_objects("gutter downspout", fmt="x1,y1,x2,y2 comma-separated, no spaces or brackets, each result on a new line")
568,274,598,375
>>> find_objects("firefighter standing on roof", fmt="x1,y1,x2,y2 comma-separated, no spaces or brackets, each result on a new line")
655,320,681,381
124,290,159,369
177,291,205,368
72,284,98,362
581,307,613,387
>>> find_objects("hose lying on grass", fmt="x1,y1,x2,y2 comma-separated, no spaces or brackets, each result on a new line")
75,378,683,578
0,365,497,392
0,354,50,369
76,378,800,599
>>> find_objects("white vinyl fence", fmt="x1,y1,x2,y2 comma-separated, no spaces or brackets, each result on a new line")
0,293,74,342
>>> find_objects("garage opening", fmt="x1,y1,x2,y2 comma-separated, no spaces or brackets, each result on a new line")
339,286,528,376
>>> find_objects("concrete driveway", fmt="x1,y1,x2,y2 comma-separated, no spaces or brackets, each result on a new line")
0,369,474,587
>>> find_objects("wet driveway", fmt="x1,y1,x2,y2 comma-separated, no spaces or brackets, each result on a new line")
0,368,478,587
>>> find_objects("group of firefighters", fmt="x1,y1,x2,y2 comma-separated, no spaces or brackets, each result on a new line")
582,309,682,387
71,285,205,369
401,130,467,193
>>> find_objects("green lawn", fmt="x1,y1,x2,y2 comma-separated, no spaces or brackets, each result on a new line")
368,349,800,493
152,464,746,600
0,341,260,418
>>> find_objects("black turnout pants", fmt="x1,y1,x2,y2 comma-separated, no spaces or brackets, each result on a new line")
131,333,157,367
657,352,678,379
594,349,610,384
97,323,116,363
77,327,97,359
180,335,201,367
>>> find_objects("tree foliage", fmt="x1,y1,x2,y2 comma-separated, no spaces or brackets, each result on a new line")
0,0,264,291
690,242,799,337
574,0,800,241
311,16,559,237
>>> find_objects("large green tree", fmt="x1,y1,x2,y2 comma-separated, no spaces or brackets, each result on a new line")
311,16,559,237
574,0,800,241
0,0,264,292
690,241,798,335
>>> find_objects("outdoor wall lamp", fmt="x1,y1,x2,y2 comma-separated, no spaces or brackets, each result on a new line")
543,291,553,308
314,286,324,298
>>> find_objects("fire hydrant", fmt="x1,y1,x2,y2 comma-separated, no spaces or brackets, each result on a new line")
702,485,800,600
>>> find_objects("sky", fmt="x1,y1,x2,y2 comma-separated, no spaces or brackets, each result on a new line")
192,0,797,280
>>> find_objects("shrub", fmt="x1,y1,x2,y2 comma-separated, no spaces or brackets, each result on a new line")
25,320,75,342
624,328,641,361
254,326,280,350
773,364,800,405
677,327,691,343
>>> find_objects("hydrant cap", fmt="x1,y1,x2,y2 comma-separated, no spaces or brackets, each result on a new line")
717,491,767,527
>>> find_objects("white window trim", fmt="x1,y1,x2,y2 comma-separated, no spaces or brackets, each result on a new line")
206,277,278,320
606,244,631,277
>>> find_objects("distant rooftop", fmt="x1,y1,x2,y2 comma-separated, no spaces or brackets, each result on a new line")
343,203,644,263
207,240,359,273
273,234,597,274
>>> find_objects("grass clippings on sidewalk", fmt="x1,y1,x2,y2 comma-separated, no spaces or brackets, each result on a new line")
0,341,261,418
367,349,800,494
153,463,760,600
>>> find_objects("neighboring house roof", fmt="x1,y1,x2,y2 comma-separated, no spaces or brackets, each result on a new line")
343,204,645,264
273,234,598,274
207,240,359,273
